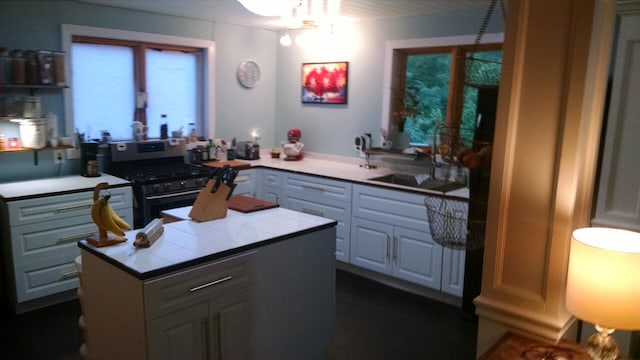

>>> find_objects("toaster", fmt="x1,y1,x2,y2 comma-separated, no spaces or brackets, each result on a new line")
235,141,260,160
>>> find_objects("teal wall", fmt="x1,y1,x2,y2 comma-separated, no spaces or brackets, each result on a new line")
0,0,501,182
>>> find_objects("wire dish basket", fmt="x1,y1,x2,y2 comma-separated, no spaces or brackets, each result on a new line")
424,196,486,250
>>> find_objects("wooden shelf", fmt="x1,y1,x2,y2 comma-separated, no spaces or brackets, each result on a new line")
0,145,73,153
0,84,68,90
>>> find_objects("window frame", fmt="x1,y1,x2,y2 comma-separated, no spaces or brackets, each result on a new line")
381,33,504,139
61,24,215,156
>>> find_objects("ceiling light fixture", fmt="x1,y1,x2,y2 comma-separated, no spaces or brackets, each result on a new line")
238,0,300,17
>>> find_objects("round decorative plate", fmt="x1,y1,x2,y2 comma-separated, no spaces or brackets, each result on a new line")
237,60,260,88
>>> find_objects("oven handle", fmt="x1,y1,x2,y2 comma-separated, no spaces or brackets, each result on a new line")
145,189,202,200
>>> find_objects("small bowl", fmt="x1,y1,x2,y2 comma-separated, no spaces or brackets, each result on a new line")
270,149,281,159
60,136,73,146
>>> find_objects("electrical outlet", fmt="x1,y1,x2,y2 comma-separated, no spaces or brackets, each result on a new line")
53,149,65,164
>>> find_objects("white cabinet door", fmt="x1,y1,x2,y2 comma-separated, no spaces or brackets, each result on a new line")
441,247,465,297
394,226,443,290
209,289,250,360
350,217,393,275
592,14,640,231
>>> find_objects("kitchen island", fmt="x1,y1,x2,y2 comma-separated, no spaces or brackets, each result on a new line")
79,206,337,360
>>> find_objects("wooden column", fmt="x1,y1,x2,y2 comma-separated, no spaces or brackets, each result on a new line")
474,0,616,356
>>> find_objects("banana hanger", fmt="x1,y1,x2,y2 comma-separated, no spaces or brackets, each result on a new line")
87,182,128,248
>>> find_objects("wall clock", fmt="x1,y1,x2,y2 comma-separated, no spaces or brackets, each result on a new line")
237,60,260,88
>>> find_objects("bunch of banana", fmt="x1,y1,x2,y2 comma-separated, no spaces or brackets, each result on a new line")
91,195,131,236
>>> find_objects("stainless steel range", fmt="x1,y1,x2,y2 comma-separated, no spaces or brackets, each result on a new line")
106,139,216,228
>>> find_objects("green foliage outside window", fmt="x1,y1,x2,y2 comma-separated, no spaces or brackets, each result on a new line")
401,50,502,147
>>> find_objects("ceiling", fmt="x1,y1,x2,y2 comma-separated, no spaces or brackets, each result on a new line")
73,0,492,31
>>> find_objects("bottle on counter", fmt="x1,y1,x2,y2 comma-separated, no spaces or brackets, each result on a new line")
189,123,197,143
207,139,215,160
160,114,168,139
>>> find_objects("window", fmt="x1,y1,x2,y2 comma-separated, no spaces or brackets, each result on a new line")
382,34,503,152
62,25,214,143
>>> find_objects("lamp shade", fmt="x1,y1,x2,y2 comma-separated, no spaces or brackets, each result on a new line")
565,227,640,330
238,0,299,17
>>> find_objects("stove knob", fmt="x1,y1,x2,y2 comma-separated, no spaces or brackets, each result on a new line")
195,178,203,186
153,184,161,192
180,181,187,187
164,183,171,190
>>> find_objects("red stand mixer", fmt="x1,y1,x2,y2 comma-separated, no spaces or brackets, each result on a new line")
282,128,304,161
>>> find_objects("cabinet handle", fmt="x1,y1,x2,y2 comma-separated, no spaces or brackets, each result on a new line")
202,317,211,359
302,185,324,193
386,235,391,261
189,276,232,292
57,232,95,244
393,236,398,262
60,270,79,279
302,208,324,217
55,203,92,212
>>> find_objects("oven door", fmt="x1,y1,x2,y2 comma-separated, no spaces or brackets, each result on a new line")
139,189,201,228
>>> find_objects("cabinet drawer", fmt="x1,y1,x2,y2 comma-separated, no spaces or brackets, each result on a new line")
144,251,254,320
9,210,133,265
234,169,256,197
8,186,132,226
284,173,351,202
14,252,80,302
352,184,435,232
285,194,350,240
261,169,282,188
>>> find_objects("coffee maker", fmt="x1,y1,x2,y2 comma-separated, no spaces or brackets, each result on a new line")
81,142,101,177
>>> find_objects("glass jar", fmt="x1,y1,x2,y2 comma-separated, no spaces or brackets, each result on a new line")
0,48,10,84
37,50,53,85
53,51,66,86
10,49,25,84
24,50,38,85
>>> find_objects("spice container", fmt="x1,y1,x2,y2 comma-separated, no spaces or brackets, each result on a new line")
10,49,25,84
0,134,7,150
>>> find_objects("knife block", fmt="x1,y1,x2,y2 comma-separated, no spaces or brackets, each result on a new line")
188,179,231,222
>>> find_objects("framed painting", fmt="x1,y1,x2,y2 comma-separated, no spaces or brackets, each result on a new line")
301,61,348,104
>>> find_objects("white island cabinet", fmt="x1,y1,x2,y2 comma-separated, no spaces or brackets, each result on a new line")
79,206,337,360
0,174,131,313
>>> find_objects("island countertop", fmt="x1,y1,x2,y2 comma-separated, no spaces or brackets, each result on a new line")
78,206,337,280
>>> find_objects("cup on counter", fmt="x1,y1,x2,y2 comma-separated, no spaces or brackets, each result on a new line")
50,138,58,147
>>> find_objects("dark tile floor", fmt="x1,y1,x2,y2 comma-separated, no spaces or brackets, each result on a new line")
0,270,477,359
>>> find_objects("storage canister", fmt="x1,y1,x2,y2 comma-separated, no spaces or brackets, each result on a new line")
23,96,41,118
37,50,53,85
10,49,25,84
0,48,10,84
25,50,38,85
0,134,6,150
19,119,47,149
53,51,66,86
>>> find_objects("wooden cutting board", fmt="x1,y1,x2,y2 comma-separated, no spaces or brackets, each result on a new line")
228,195,279,213
202,160,251,170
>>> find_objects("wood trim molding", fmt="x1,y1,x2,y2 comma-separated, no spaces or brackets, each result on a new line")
475,0,615,354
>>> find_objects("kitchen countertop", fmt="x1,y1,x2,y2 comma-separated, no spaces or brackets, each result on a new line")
0,174,130,201
238,151,470,199
78,205,337,280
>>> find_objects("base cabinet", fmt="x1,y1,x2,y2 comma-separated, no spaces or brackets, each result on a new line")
351,184,465,295
147,289,249,360
0,185,133,312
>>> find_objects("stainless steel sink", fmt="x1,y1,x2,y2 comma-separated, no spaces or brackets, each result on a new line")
368,173,466,192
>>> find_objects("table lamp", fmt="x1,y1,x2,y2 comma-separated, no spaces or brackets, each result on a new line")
565,227,640,360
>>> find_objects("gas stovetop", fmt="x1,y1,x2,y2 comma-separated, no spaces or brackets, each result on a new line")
109,159,214,183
